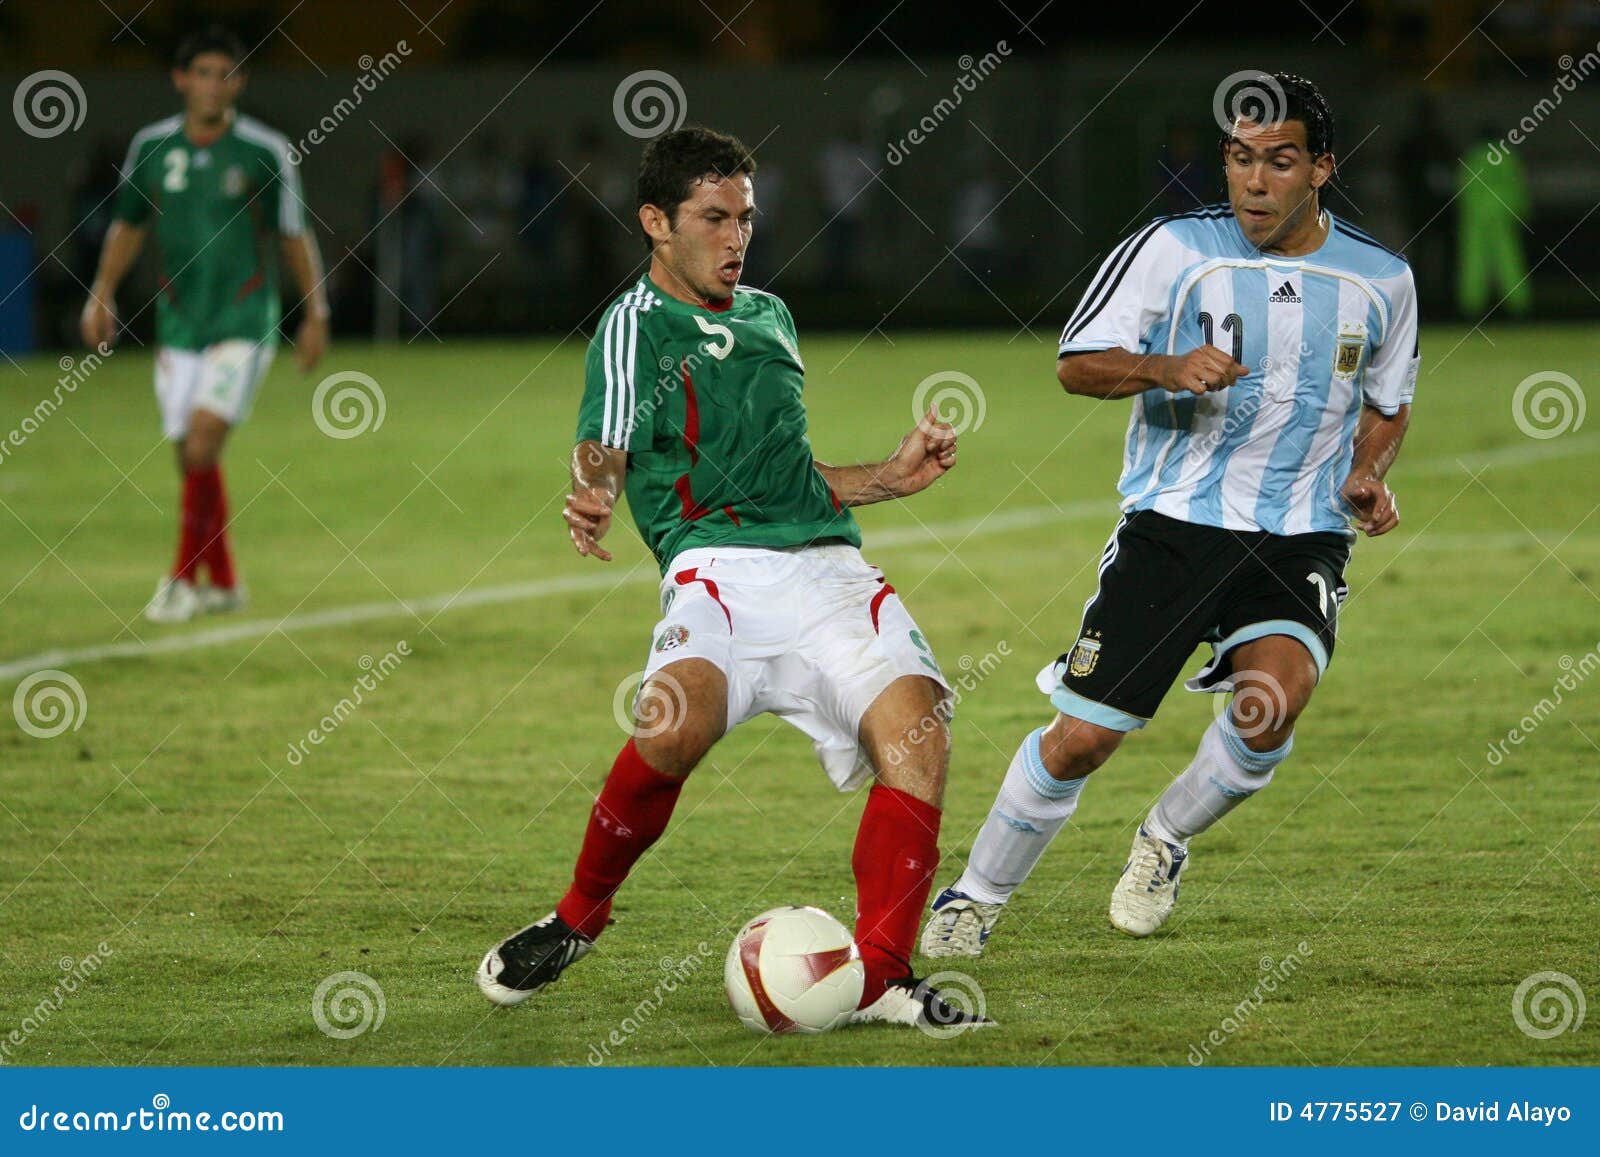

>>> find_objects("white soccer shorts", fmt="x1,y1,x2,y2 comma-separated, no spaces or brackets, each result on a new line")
639,543,953,790
155,339,276,440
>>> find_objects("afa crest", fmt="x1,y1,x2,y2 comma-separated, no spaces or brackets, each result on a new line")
1333,323,1367,380
1067,632,1102,678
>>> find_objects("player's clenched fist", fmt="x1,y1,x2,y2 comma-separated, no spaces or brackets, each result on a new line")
1341,474,1399,537
1162,345,1249,395
564,485,615,561
80,294,117,348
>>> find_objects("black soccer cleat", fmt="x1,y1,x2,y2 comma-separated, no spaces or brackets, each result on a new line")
476,911,593,1007
850,974,998,1031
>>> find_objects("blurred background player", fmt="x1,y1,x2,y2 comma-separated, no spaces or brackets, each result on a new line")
924,74,1419,953
80,24,330,623
476,126,988,1031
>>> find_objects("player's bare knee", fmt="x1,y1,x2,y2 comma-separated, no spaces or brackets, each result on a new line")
862,676,949,806
1039,713,1123,779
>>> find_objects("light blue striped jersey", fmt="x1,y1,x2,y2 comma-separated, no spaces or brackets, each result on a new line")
1058,205,1419,535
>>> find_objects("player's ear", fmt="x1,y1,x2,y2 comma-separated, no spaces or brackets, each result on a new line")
1310,152,1334,190
640,203,671,247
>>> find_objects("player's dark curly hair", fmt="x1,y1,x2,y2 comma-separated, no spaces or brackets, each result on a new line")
635,126,757,252
175,24,248,71
1217,72,1334,156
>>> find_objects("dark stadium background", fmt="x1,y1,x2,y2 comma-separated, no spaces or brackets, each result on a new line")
1,0,1596,350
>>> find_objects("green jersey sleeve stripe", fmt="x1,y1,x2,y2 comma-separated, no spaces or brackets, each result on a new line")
603,287,649,449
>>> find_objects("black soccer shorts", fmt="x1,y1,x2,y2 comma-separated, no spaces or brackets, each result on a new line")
1041,510,1351,731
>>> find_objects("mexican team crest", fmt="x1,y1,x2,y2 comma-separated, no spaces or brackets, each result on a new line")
654,624,690,653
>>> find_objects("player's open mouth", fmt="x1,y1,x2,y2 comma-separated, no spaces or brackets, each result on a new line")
719,260,743,281
1242,207,1272,222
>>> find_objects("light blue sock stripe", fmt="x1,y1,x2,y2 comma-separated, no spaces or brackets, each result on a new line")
1020,727,1084,801
1220,716,1294,774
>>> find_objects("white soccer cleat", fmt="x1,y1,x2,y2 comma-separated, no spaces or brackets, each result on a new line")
920,887,1003,958
143,576,202,624
199,582,248,615
1109,825,1187,938
850,976,996,1031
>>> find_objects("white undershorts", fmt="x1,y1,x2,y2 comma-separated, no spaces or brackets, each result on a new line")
640,542,952,791
155,339,276,440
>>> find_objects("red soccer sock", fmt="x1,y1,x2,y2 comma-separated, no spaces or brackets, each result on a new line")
555,740,686,941
199,465,235,589
852,783,942,1006
171,466,216,583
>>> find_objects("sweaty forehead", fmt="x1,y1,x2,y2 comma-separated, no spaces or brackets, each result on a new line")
684,172,754,212
1229,119,1310,153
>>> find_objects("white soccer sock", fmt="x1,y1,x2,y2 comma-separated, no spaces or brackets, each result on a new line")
954,727,1087,905
1145,714,1293,848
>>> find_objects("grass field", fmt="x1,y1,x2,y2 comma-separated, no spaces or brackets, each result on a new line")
1,325,1596,1067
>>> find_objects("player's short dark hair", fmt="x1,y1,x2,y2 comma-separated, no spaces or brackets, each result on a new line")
175,24,248,71
634,126,757,252
1217,72,1334,156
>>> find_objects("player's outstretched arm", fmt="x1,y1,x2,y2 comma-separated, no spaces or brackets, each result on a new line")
1341,403,1410,537
815,406,957,507
565,440,627,561
1058,346,1248,399
281,231,331,372
80,221,147,347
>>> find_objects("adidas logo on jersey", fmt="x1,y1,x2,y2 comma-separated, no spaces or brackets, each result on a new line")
1270,280,1301,304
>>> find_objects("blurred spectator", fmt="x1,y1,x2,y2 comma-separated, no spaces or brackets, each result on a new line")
68,139,122,289
374,135,441,336
1157,122,1213,214
1396,97,1457,308
1455,128,1532,319
819,135,872,286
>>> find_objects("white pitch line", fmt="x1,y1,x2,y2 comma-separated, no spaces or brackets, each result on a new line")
0,498,1116,682
4,433,1594,683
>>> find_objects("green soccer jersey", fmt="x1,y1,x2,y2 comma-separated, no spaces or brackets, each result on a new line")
112,112,305,350
577,275,861,571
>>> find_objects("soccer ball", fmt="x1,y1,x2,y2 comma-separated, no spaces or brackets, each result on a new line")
724,905,865,1034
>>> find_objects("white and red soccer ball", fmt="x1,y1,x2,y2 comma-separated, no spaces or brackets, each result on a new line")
724,905,864,1034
